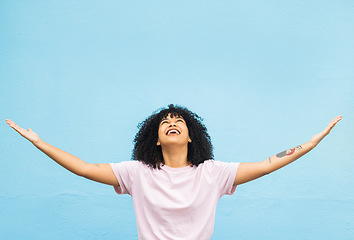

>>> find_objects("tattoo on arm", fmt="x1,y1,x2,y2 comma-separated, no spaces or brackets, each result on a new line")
268,157,272,163
276,145,303,158
93,164,101,168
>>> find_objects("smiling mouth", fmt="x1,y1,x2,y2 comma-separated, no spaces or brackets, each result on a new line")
167,129,180,135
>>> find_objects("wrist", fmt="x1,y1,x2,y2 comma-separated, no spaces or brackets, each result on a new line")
308,140,318,149
32,138,44,147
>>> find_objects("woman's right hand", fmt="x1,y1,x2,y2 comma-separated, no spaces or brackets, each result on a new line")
6,119,118,186
6,119,41,144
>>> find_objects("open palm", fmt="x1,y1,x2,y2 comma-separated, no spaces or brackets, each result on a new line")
310,116,342,146
6,119,40,143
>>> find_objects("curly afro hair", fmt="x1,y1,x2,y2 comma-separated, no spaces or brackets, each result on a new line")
132,104,214,169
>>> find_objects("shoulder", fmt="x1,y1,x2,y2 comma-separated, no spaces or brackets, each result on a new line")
110,160,147,172
199,159,240,173
199,159,238,167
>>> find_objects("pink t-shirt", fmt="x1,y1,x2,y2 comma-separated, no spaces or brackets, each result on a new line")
109,159,239,240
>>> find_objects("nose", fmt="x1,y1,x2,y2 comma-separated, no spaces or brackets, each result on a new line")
169,123,176,127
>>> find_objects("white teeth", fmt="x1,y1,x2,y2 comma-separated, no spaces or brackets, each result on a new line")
167,130,180,135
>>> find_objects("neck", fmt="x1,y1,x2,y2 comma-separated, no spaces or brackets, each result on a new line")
161,144,189,168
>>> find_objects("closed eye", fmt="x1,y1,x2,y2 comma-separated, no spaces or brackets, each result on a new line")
160,120,168,125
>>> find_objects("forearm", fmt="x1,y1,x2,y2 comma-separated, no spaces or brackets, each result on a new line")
234,116,342,185
33,139,88,176
264,140,316,174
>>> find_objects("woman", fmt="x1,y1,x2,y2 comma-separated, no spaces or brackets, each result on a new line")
6,104,342,240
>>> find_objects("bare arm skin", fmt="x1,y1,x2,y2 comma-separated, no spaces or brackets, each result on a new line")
5,119,118,186
234,116,342,186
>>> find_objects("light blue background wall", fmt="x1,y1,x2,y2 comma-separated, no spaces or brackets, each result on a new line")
1,1,353,239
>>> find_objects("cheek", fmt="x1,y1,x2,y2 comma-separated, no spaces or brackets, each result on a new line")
182,124,189,133
182,127,190,138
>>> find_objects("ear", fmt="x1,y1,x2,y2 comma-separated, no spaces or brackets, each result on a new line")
188,138,192,143
157,141,161,146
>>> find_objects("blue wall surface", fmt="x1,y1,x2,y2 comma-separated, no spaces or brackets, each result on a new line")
1,1,353,239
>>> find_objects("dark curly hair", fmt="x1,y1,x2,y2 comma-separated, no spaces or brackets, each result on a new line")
132,104,214,169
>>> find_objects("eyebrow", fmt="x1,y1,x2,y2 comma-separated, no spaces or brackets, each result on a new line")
160,116,184,122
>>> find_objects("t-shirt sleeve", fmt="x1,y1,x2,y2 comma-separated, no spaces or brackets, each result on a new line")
109,161,138,195
211,161,240,197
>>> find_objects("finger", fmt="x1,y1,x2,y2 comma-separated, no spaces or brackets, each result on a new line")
6,119,16,128
333,115,342,121
6,119,18,129
331,116,342,125
5,119,14,126
326,116,342,131
6,120,26,135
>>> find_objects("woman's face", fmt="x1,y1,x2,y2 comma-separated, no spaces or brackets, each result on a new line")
157,113,191,147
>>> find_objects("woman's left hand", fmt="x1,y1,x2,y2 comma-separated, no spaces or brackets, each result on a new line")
310,116,342,147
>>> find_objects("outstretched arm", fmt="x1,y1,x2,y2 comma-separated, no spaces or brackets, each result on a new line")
234,116,342,186
5,119,118,186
